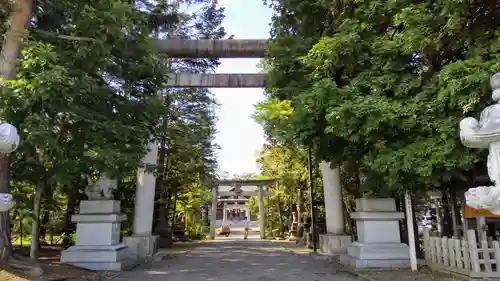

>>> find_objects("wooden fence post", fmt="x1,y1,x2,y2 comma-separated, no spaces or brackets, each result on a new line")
493,240,500,272
442,237,449,266
466,229,481,273
423,228,430,261
461,238,471,270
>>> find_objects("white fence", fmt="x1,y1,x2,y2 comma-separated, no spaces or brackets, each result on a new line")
423,228,500,279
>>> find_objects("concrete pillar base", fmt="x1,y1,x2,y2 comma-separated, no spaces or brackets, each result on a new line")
61,244,136,271
319,233,352,255
123,235,159,258
340,198,410,269
60,200,135,271
339,242,411,269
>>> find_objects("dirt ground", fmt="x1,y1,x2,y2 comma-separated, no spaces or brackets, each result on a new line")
0,247,97,281
357,266,463,281
0,242,200,281
275,241,464,281
1,242,462,281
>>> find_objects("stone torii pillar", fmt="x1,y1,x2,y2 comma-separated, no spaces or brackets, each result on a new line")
124,142,159,257
222,202,228,225
319,161,352,255
258,186,266,239
209,186,218,240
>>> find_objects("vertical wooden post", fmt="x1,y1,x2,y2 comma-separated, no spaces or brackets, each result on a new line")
423,228,430,261
404,191,418,271
467,229,481,273
493,240,500,272
476,216,487,242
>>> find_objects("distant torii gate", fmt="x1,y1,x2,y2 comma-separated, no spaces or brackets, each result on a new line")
210,179,276,239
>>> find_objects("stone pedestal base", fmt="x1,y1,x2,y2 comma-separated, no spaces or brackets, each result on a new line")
340,198,410,269
340,241,410,269
60,200,134,271
319,233,352,255
123,235,159,258
61,244,135,271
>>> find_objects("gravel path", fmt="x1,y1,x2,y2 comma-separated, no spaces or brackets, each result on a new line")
114,240,365,281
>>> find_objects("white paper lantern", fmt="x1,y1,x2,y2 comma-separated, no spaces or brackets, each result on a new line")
0,193,13,212
0,123,19,154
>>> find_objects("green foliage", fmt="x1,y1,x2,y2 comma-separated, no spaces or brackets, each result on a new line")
153,1,224,242
259,0,500,193
0,0,223,247
249,144,324,238
0,1,10,47
1,0,169,185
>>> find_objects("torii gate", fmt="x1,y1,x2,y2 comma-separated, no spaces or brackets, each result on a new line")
57,37,353,272
119,40,275,259
210,179,276,239
59,39,274,271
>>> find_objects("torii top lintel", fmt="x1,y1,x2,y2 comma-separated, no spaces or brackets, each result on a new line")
155,39,269,58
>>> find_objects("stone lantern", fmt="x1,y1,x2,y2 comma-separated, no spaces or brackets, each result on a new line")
460,73,500,213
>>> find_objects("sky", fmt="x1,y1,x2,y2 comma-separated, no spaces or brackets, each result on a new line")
212,1,273,177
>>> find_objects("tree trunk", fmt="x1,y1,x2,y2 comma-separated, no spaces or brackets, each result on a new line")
29,183,43,260
153,140,167,237
38,210,49,242
19,220,23,248
38,184,53,242
0,0,34,262
296,186,304,238
168,191,178,243
62,187,79,247
0,0,33,79
0,155,12,261
440,188,453,237
277,199,283,237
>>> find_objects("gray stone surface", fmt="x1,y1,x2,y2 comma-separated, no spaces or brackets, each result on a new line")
341,198,410,269
155,39,267,58
167,73,266,88
123,235,159,258
61,200,133,271
113,240,365,281
319,233,352,255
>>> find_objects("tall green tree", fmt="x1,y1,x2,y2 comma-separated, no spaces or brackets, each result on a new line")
0,0,169,264
249,144,324,238
259,0,500,194
150,0,224,246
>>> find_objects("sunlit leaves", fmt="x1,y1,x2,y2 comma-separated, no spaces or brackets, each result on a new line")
261,0,500,193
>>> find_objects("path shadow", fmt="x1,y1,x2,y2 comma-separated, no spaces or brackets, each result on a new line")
114,240,317,281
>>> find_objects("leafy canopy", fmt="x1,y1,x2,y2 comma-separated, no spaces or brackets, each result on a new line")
259,0,500,192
